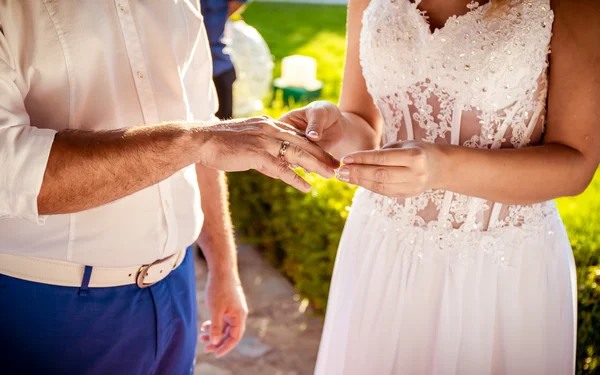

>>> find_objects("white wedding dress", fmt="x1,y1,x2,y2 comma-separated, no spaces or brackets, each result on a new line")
315,1,577,374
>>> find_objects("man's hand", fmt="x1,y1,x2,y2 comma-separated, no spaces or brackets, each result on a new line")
200,272,248,358
37,115,339,215
279,101,346,154
196,116,340,191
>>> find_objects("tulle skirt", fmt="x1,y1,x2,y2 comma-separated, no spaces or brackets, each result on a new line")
315,189,576,375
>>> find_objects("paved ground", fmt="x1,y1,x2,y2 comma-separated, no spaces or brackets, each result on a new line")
194,243,324,375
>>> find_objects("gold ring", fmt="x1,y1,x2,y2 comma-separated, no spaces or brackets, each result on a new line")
279,141,290,160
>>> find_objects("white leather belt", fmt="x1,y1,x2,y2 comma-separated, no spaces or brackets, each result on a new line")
0,249,187,288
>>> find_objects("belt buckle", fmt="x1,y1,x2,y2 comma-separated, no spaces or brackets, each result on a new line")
136,254,176,288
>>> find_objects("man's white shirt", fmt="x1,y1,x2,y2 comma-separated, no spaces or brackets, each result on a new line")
0,0,218,266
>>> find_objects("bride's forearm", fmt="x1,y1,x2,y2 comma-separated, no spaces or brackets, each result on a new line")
329,112,379,160
437,142,598,205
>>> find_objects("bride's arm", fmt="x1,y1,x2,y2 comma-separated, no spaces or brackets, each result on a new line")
280,0,382,160
435,0,599,204
340,0,600,205
335,0,383,157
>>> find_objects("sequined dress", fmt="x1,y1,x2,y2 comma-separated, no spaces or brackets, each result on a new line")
315,1,576,374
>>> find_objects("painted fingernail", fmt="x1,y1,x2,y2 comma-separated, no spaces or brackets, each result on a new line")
336,167,350,182
341,155,353,164
307,131,319,138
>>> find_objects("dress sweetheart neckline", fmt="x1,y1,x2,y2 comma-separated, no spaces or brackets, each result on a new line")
406,0,492,35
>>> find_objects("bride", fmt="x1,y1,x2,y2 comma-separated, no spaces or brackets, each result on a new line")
281,0,599,373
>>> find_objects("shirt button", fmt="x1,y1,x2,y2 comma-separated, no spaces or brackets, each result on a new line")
118,4,125,12
137,71,144,79
164,200,170,209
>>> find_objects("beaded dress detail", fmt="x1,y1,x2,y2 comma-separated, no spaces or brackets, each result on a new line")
359,0,556,232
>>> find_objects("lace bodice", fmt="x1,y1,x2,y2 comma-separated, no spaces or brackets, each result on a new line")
359,0,557,231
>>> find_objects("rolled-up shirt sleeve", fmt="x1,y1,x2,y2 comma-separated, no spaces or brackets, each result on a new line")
0,31,56,224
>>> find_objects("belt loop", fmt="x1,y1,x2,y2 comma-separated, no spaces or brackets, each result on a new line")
78,266,93,296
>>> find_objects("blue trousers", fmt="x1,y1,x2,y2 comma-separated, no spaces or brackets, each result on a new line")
0,248,197,375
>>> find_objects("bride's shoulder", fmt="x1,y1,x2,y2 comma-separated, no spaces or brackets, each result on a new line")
550,0,599,20
549,0,600,52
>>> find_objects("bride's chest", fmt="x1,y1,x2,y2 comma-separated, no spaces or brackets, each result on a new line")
360,0,554,110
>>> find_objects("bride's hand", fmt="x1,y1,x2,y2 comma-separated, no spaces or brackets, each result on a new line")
279,101,346,154
336,141,445,198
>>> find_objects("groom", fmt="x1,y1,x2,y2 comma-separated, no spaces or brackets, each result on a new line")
0,2,337,374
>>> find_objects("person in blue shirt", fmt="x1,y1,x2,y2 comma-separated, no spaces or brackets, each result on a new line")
201,0,247,120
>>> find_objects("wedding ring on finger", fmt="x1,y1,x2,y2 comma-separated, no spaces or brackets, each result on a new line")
279,140,291,161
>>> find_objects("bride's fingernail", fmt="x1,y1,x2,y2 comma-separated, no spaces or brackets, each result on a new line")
336,167,350,182
341,155,353,164
307,131,319,138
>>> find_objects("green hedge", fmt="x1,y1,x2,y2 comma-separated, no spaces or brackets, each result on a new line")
229,170,600,373
557,173,600,374
229,170,355,311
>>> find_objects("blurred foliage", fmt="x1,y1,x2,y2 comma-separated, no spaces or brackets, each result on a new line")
229,169,355,311
557,175,600,375
235,4,600,373
577,266,600,374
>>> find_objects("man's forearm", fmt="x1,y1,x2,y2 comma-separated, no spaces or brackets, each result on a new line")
195,164,238,277
36,115,340,216
38,123,202,215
